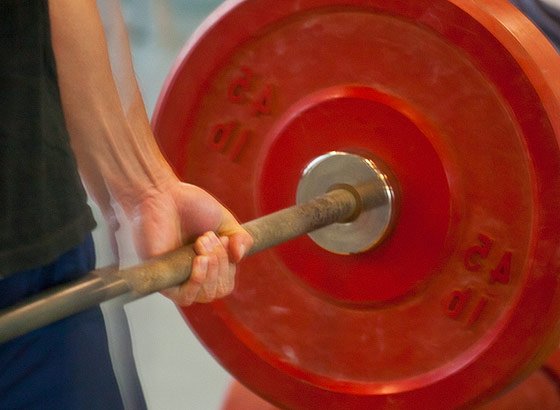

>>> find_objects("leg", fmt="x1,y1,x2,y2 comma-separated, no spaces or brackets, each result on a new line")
0,235,125,410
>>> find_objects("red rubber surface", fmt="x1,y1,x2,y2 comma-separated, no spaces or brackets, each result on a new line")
221,350,560,409
152,0,560,408
221,354,560,410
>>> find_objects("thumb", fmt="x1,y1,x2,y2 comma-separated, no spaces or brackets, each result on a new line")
217,211,254,263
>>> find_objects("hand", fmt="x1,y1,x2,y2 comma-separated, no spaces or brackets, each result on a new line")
49,0,252,306
127,179,253,306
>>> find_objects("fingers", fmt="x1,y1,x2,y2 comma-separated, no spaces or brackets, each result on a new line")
163,232,241,306
185,255,215,304
196,232,228,300
228,231,254,263
160,255,211,305
218,236,236,296
214,207,254,263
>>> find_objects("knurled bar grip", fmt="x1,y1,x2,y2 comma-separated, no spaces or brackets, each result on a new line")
0,183,381,343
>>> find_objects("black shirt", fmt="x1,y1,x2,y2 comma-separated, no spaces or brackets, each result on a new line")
0,0,96,277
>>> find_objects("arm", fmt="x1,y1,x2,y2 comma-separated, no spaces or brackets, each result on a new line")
48,0,253,305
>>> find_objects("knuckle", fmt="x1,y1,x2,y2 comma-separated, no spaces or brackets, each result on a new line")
189,273,205,286
208,254,219,270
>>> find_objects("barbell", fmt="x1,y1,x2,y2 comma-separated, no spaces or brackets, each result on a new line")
0,176,386,342
3,0,560,408
150,0,560,408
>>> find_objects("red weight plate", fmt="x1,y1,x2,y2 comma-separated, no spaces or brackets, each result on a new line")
152,0,560,408
478,348,560,409
222,349,560,410
221,349,560,410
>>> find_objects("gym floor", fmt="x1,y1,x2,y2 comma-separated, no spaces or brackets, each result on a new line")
91,1,231,409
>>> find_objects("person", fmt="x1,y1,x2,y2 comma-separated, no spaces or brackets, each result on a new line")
0,1,253,409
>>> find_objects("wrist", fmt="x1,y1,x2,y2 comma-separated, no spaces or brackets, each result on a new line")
105,155,179,215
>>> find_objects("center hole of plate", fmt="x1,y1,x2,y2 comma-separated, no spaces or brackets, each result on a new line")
296,151,397,255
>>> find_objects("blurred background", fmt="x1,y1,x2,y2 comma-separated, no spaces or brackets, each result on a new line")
91,1,233,409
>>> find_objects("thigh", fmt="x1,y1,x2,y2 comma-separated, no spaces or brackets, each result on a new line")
0,236,125,410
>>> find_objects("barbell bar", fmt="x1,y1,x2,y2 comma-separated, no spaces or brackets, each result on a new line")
0,175,390,344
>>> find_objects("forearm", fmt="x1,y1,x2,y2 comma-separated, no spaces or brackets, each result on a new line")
95,0,155,143
48,0,254,298
49,0,175,215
